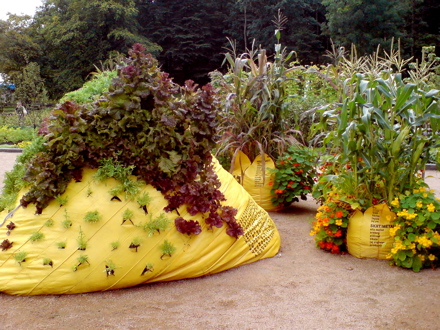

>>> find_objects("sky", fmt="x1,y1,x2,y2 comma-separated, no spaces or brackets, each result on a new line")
0,0,43,21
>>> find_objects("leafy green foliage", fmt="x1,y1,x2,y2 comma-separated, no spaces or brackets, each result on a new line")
19,44,242,237
271,146,316,207
313,71,440,210
0,126,35,145
60,70,118,104
322,0,406,55
0,135,46,212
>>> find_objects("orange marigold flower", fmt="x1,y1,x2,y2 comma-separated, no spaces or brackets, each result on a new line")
335,230,342,237
335,210,343,218
293,163,300,167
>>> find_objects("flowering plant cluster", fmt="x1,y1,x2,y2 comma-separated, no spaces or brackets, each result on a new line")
310,189,352,254
388,184,440,272
270,146,316,207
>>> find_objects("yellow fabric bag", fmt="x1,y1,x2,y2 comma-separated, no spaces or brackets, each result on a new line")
347,203,396,259
231,151,280,211
0,158,280,295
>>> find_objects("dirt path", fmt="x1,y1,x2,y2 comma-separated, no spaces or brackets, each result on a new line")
0,151,439,329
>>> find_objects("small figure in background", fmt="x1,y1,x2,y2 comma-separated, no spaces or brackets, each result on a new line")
15,101,28,120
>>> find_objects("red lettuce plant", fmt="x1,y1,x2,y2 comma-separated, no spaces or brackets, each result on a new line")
20,44,242,237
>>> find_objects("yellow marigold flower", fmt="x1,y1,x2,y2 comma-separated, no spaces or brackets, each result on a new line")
419,186,427,192
413,188,419,194
427,203,435,213
397,209,408,217
419,254,425,262
423,193,428,198
416,235,433,248
335,219,343,226
428,254,436,261
391,198,400,207
436,198,440,202
416,200,423,208
389,224,401,237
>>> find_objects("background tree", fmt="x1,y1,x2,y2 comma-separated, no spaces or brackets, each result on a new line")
137,0,233,84
401,0,440,57
224,0,327,64
0,15,41,82
12,62,48,108
31,0,160,99
321,0,406,55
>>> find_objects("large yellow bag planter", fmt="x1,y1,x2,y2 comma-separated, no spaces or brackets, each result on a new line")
0,159,280,295
232,151,280,211
347,203,396,259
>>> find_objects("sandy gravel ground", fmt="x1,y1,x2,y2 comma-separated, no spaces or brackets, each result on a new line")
0,151,440,330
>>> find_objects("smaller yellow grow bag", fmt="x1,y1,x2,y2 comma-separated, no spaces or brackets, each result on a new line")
347,203,396,259
231,151,280,211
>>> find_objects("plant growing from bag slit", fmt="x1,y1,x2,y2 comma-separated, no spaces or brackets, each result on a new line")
141,263,153,275
137,192,152,214
121,209,134,225
6,221,15,235
55,195,68,207
45,219,54,227
160,240,176,259
84,210,101,223
18,44,242,238
43,258,53,267
73,255,89,271
139,214,170,236
29,232,44,242
57,241,66,249
0,239,13,251
62,209,72,228
77,228,87,250
129,237,141,252
110,241,120,251
14,251,27,265
105,260,116,277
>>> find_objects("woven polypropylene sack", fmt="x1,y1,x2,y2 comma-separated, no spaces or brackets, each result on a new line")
231,151,280,211
347,204,396,259
0,158,281,295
